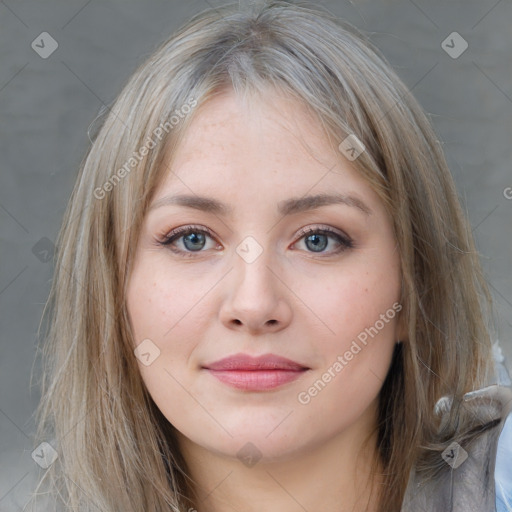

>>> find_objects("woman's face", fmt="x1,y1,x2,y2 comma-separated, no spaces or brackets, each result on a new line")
126,89,403,463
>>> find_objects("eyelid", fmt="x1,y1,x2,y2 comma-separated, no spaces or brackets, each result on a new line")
159,224,216,244
291,225,354,256
294,224,352,245
158,225,221,253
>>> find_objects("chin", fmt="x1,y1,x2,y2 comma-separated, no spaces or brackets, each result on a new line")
178,420,305,462
216,434,305,465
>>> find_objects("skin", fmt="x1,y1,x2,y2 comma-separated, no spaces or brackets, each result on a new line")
126,88,405,512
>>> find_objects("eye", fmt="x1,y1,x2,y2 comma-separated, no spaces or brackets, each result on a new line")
157,224,353,258
293,226,353,256
157,225,220,257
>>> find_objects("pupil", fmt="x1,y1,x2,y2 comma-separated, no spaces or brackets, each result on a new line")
184,232,205,251
306,234,327,252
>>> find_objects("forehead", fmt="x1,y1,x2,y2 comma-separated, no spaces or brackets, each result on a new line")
167,88,334,174
152,89,384,220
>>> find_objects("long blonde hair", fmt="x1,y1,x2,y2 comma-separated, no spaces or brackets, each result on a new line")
32,1,496,510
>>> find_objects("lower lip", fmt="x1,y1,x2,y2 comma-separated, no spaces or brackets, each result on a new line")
205,369,308,391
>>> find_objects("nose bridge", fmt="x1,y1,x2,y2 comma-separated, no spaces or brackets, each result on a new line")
219,234,292,333
232,236,279,303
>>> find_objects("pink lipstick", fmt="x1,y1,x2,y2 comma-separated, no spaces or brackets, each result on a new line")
202,353,309,391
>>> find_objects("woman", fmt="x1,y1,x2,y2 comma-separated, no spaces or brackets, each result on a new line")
30,1,512,511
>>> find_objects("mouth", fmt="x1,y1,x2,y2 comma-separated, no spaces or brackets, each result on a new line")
202,353,310,391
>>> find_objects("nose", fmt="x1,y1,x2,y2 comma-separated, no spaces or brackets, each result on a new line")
219,248,293,335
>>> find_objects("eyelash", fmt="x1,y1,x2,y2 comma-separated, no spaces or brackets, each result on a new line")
157,224,354,259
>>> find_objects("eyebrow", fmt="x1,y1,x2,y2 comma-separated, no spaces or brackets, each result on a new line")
149,192,372,217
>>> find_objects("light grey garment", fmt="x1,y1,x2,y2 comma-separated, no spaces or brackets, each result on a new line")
401,384,512,512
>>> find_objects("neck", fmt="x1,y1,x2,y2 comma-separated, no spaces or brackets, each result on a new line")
176,410,384,512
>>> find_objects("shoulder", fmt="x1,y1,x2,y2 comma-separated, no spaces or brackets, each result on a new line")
494,340,512,512
402,383,512,512
496,409,512,512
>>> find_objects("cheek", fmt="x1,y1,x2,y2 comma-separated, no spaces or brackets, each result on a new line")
126,262,209,416
127,271,171,345
296,260,401,344
293,255,400,405
127,259,209,347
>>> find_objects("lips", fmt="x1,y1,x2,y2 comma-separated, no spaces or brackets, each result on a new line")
202,353,309,371
202,353,309,391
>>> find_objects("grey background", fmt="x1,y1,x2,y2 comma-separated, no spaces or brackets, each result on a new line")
0,0,511,509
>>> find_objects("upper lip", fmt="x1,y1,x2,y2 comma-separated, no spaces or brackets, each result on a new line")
202,353,309,371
